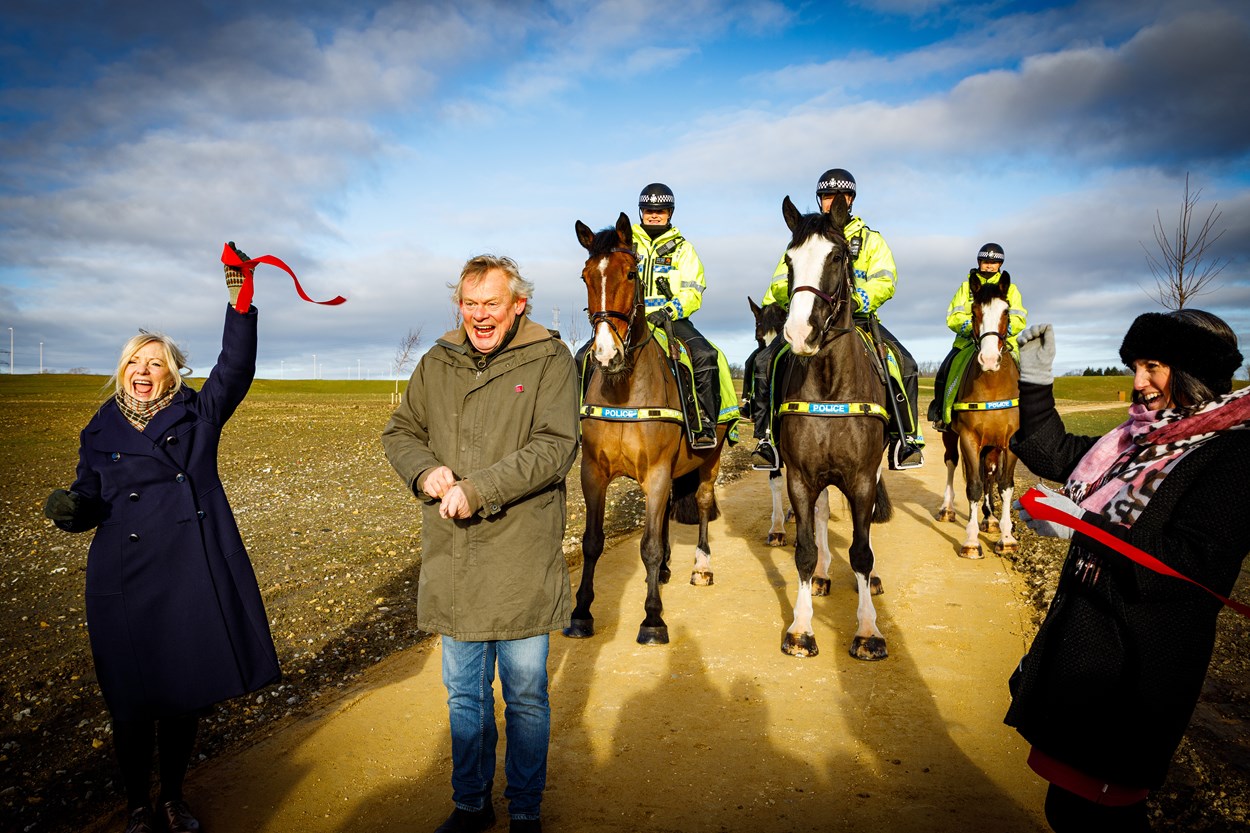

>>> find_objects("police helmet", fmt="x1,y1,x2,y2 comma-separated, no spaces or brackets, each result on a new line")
638,183,675,215
816,168,856,198
977,243,1006,263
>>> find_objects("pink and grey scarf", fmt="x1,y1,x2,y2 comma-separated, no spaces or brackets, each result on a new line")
1064,386,1250,528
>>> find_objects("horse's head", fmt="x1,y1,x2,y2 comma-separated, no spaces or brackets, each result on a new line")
749,295,786,349
970,272,1011,373
780,195,854,356
575,211,641,375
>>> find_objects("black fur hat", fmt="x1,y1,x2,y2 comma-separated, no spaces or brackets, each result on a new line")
1119,311,1243,394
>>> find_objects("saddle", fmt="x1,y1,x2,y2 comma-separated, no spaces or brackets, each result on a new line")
937,343,1021,425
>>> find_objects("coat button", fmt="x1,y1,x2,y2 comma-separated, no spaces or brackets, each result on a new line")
129,492,140,502
197,510,206,520
129,533,140,542
166,435,178,445
175,473,186,482
110,452,121,461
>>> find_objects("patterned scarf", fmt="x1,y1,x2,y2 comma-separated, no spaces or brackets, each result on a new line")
115,387,178,431
1064,386,1250,527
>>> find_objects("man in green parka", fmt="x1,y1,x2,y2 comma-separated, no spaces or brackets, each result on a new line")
382,254,579,833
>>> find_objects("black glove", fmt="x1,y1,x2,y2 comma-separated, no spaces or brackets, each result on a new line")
225,241,250,304
44,489,82,523
646,307,672,328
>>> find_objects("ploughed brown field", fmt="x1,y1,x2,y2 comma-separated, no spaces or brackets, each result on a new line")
1,376,1245,832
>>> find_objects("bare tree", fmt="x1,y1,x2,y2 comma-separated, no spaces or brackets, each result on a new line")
1142,172,1228,310
392,328,422,404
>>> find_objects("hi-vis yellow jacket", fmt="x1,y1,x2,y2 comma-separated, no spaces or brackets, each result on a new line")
633,224,706,320
760,215,896,316
946,270,1028,351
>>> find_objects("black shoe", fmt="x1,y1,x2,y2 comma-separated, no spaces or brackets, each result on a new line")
889,439,925,471
435,805,497,833
510,819,542,833
162,798,201,833
690,430,718,450
752,439,780,471
124,806,157,833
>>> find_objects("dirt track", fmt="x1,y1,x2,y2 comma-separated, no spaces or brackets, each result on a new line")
121,436,1049,833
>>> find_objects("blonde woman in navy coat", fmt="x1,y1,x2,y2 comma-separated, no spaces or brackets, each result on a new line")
44,245,280,833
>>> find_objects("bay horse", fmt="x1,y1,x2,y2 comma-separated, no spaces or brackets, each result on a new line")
570,212,729,645
776,196,893,661
935,273,1021,558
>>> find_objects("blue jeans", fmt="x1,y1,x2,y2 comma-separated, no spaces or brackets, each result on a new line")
441,634,550,820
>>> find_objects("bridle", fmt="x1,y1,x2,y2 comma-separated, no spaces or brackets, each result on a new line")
788,253,856,344
585,247,652,356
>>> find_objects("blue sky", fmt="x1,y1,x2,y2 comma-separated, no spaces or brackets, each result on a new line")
2,0,1248,379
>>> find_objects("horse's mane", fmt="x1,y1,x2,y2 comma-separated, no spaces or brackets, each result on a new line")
971,275,1009,306
786,210,845,251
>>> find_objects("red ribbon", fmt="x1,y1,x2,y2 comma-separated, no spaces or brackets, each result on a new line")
221,243,347,313
1019,487,1250,618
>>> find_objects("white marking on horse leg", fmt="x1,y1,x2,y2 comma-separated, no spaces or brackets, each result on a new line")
999,485,1017,547
815,488,832,581
963,503,981,551
788,580,814,637
692,545,711,573
940,458,957,516
769,475,785,538
854,571,883,639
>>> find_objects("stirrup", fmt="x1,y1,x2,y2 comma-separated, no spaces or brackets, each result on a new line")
690,432,718,450
889,440,924,471
751,441,780,471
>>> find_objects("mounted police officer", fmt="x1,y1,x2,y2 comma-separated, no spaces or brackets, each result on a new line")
928,242,1028,431
576,183,720,449
746,168,924,470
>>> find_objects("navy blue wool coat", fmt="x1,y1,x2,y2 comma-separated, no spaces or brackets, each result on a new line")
58,306,280,720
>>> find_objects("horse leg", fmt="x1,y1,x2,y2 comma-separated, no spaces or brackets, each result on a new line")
995,474,1019,555
767,470,786,546
979,448,1001,534
958,434,984,559
782,475,821,658
637,473,673,645
812,488,832,596
566,467,607,638
658,503,672,585
936,430,959,522
846,478,887,661
689,465,717,587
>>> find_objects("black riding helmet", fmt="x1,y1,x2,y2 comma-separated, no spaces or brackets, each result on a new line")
816,168,856,200
977,242,1005,263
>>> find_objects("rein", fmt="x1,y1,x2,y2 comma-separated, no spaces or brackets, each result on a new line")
790,281,855,343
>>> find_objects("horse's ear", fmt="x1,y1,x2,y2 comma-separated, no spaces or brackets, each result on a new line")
999,270,1011,291
748,295,762,316
782,196,802,232
575,220,595,251
828,196,851,229
616,212,632,244
968,271,982,294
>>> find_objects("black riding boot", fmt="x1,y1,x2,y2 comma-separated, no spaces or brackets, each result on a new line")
929,347,958,429
749,335,783,470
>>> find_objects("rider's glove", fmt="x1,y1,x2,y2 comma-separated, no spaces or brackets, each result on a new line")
646,307,672,328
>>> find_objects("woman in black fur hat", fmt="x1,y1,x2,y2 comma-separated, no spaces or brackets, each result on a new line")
1004,309,1249,832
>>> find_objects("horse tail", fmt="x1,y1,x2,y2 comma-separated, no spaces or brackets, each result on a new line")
872,477,894,524
670,469,720,524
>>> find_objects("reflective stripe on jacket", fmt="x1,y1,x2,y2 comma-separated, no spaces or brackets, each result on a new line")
947,270,1028,351
761,215,896,315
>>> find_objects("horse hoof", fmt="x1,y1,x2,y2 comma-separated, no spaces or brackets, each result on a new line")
812,577,831,597
849,635,888,661
869,576,884,596
690,569,714,586
936,509,957,523
959,545,984,559
996,541,1020,555
980,519,1001,534
781,632,818,657
637,625,669,645
767,532,786,547
563,618,595,639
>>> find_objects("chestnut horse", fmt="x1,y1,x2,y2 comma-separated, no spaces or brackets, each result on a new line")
569,212,729,645
776,196,893,661
935,273,1020,558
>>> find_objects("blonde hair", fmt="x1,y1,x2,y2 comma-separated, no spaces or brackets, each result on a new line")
109,331,191,397
450,254,534,311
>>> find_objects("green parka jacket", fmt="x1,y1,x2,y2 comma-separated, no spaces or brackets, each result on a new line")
381,315,579,641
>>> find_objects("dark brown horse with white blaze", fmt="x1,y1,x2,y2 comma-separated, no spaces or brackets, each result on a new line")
935,273,1020,559
777,196,893,661
570,212,728,645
